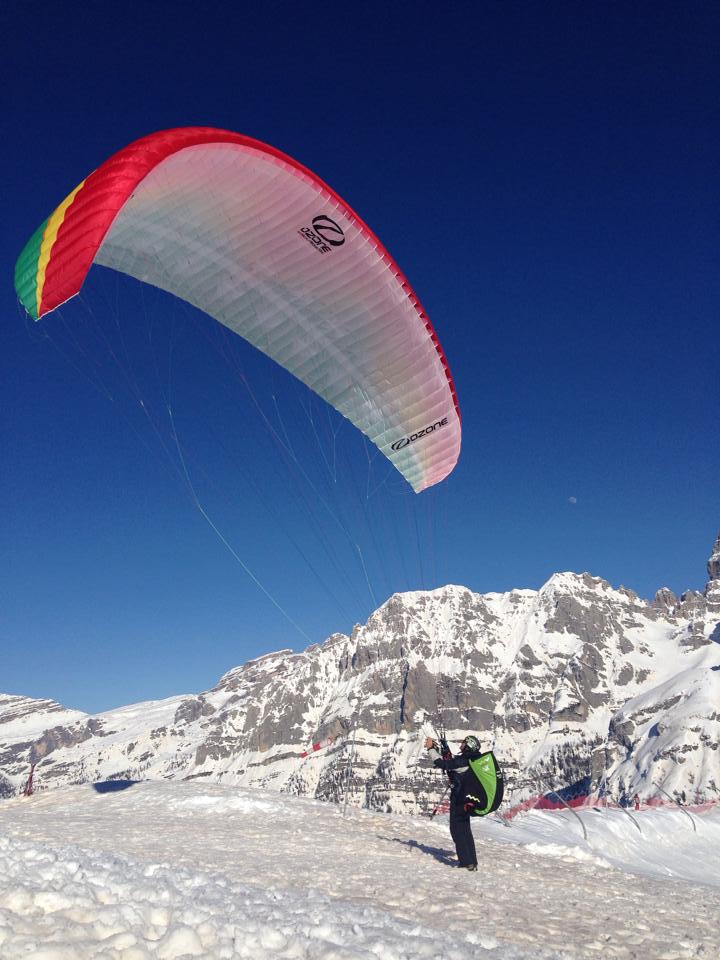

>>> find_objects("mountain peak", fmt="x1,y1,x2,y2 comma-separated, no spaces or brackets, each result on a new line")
708,532,720,582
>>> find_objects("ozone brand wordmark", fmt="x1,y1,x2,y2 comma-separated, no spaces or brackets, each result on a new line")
312,215,345,246
298,214,345,254
391,417,449,451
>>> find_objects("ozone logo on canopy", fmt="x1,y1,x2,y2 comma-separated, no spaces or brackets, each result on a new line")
311,214,345,246
391,418,450,452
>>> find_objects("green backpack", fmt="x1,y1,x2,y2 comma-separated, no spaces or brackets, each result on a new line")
464,751,504,816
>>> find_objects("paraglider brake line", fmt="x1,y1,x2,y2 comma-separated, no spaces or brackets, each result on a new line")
539,776,588,842
653,782,697,832
167,404,314,645
355,543,378,609
428,782,451,820
241,369,379,609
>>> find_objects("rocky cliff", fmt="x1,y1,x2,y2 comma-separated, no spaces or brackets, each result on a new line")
2,535,718,812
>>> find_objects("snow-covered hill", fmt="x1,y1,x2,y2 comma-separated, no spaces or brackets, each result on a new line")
0,780,718,958
0,695,86,799
2,535,719,811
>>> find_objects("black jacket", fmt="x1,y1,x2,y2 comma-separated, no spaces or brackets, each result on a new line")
427,746,482,810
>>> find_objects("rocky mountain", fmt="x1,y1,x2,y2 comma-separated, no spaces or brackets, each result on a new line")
2,535,719,812
0,694,86,798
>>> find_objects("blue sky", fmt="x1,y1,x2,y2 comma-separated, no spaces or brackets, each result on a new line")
2,2,718,713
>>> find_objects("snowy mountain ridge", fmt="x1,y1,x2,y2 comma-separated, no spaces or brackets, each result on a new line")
2,535,719,811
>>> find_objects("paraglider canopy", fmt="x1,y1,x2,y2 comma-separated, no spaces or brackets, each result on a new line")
15,127,461,492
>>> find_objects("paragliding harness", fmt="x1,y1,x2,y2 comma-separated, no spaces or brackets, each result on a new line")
434,728,504,817
463,750,504,817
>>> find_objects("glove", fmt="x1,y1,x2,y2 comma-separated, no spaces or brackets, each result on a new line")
464,801,477,814
424,737,438,750
439,738,452,760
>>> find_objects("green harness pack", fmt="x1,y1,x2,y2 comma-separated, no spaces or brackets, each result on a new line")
464,751,504,816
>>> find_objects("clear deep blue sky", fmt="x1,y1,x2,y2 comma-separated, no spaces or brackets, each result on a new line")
2,3,718,713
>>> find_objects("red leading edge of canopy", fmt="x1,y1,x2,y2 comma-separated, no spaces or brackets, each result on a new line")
40,127,461,425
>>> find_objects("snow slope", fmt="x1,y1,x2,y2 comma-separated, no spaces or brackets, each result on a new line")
0,780,718,959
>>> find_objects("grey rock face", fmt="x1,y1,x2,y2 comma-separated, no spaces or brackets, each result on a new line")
0,695,87,791
705,581,720,617
708,533,720,581
653,587,678,612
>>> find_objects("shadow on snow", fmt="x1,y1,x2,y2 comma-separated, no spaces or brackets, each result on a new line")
92,780,140,794
378,835,456,866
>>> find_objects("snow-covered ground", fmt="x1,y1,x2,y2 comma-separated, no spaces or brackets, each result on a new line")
0,782,718,959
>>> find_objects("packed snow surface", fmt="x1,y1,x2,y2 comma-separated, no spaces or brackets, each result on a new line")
0,781,718,959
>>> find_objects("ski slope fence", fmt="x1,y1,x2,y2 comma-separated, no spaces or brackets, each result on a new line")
502,792,719,821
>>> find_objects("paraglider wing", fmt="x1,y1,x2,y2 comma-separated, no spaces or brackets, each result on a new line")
14,127,461,492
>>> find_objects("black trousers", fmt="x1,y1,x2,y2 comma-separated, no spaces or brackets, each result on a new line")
449,807,477,867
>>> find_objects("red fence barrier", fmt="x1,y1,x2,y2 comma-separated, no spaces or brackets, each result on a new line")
503,792,720,820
